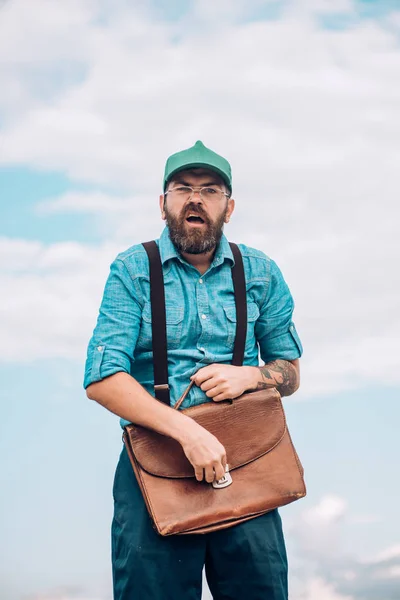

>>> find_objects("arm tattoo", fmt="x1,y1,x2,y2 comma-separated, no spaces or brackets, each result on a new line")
255,360,299,397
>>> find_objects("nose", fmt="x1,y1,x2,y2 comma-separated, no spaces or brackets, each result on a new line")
191,189,203,200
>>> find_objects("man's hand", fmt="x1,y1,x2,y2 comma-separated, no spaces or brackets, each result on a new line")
180,423,227,483
190,364,257,402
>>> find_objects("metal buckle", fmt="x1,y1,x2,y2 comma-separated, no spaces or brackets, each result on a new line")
154,384,169,390
212,465,233,489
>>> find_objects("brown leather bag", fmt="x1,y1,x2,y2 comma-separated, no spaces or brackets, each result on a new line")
123,241,306,536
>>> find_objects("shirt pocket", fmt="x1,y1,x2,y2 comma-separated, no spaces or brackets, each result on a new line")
137,302,185,351
223,301,260,349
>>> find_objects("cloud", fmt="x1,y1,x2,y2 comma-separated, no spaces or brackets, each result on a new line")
303,494,347,525
36,192,131,215
24,585,109,600
1,5,399,600
27,596,106,600
0,237,120,362
294,577,354,600
364,544,400,564
0,0,400,399
287,495,400,600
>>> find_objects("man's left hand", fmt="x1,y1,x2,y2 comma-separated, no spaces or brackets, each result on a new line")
190,364,257,402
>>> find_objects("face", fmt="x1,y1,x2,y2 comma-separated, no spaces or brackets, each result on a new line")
159,169,235,255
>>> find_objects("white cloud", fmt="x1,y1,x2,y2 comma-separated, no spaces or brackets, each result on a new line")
375,565,400,579
30,596,105,600
36,192,131,214
287,495,400,600
0,237,121,362
2,4,400,600
0,0,400,398
365,544,400,564
303,494,347,525
295,577,354,600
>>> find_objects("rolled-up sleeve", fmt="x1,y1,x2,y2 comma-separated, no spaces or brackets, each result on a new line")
83,258,142,389
255,259,303,363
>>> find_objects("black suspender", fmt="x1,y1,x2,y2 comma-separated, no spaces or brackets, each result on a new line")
142,241,170,405
229,243,247,367
142,241,247,405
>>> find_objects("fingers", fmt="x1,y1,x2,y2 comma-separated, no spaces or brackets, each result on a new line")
213,462,225,482
213,392,230,402
204,384,222,398
194,467,204,482
182,426,227,485
194,458,227,484
204,384,230,401
191,364,217,386
204,465,215,483
200,377,220,392
195,461,226,483
205,461,226,483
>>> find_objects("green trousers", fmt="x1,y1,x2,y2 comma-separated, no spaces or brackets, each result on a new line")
112,447,288,600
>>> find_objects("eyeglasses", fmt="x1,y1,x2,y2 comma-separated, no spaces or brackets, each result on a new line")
165,185,230,202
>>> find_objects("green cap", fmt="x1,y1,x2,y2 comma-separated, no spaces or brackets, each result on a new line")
163,140,232,192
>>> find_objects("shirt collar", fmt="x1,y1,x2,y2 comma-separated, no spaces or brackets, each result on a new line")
159,226,234,268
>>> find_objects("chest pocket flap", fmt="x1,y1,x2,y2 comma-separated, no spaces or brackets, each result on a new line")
223,301,260,323
223,301,260,348
139,303,184,349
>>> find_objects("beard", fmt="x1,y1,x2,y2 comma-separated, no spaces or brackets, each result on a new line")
164,201,228,255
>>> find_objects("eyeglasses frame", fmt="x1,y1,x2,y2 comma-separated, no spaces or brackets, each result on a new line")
164,185,230,202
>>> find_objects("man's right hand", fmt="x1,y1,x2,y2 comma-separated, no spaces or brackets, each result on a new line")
180,424,227,483
86,373,227,482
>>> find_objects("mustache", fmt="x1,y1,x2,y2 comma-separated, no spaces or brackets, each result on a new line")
181,202,210,223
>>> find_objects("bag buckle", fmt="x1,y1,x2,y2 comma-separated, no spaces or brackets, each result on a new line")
212,465,232,489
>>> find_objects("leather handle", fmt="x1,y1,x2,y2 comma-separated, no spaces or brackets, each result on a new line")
174,380,194,411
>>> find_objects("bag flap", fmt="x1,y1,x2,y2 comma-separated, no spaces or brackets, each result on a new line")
124,388,286,479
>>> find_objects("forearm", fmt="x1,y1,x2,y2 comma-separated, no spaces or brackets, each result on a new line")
246,359,300,397
86,372,198,445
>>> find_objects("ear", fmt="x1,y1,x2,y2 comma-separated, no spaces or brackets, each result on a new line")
224,198,235,223
159,194,166,220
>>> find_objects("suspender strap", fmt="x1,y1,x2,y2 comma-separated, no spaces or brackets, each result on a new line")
142,241,170,405
142,240,248,403
229,243,247,367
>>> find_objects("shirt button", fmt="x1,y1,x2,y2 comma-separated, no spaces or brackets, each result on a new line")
199,347,205,352
199,279,203,284
97,346,104,352
201,314,207,320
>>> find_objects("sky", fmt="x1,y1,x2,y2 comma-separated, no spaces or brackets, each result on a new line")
0,0,399,599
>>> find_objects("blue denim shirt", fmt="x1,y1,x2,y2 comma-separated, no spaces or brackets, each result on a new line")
84,227,303,427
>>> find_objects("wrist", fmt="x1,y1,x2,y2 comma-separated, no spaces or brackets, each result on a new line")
172,413,201,446
244,366,261,392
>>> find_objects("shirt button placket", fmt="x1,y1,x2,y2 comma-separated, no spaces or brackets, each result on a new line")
197,276,209,353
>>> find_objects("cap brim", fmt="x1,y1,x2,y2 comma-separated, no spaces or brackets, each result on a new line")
164,162,231,191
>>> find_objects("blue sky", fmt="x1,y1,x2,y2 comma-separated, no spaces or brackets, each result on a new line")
0,168,103,243
1,1,400,599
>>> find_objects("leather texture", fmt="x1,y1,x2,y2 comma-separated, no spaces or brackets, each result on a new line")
123,387,306,536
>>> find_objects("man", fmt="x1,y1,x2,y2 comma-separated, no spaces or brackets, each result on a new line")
84,140,303,599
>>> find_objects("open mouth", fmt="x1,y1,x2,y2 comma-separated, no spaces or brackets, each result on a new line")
186,214,205,224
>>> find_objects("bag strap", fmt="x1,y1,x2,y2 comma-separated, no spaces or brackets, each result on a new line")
142,241,170,405
142,240,247,406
